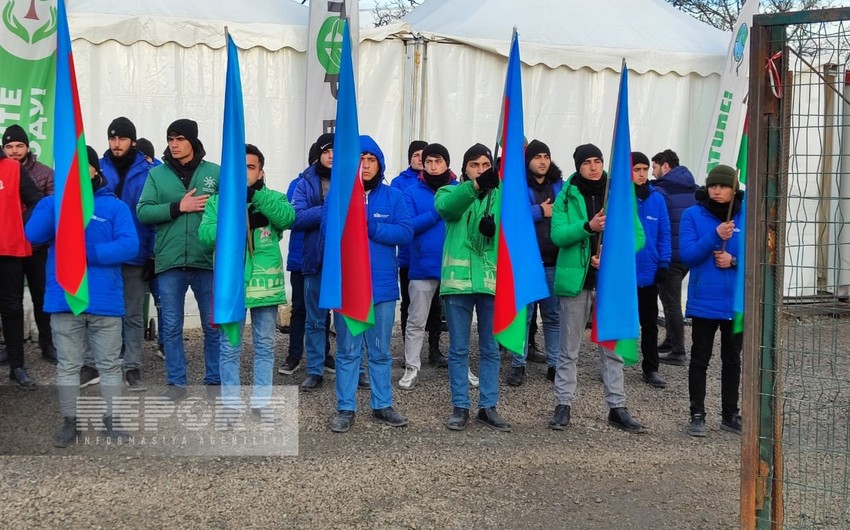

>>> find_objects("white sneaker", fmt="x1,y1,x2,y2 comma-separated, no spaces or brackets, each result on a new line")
398,366,419,389
468,368,479,388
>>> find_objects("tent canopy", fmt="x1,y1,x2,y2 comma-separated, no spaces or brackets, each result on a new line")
402,0,729,75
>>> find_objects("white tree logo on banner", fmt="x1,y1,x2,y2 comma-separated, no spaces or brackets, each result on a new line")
1,0,57,60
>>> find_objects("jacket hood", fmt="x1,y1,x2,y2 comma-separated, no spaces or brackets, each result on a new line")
359,135,386,177
656,165,696,192
527,161,563,187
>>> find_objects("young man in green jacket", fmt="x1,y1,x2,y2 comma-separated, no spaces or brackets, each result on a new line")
137,119,220,401
435,143,510,432
549,143,646,434
199,144,295,421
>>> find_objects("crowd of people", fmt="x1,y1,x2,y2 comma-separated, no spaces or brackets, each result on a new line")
0,118,744,446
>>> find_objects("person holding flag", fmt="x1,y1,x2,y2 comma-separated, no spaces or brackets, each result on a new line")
436,143,511,433
549,143,646,433
328,135,413,433
679,164,743,438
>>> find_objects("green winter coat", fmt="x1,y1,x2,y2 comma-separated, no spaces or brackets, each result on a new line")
137,160,221,273
198,186,295,309
435,180,501,296
551,173,645,297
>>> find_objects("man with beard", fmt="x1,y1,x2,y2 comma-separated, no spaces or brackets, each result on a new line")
99,117,155,391
137,119,220,400
506,139,562,387
2,124,56,364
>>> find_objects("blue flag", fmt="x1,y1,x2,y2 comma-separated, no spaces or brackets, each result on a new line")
214,34,247,346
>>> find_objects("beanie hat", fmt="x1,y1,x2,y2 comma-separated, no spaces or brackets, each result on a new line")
307,142,320,166
107,116,137,141
2,124,29,147
407,140,428,163
166,119,199,143
86,146,101,174
136,138,155,159
462,143,493,171
631,151,650,167
706,164,738,188
316,133,335,152
421,143,450,167
525,139,551,168
573,143,604,172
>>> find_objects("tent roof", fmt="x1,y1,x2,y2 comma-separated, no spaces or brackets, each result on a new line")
68,0,309,50
402,0,730,75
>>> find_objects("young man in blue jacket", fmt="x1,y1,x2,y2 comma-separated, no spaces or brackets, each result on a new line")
632,152,671,389
26,146,139,447
328,136,413,433
679,164,743,437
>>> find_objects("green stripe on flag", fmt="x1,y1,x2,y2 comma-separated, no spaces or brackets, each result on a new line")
343,302,375,337
65,274,89,316
495,306,528,355
614,338,639,367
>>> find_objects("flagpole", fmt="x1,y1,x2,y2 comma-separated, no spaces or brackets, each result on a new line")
597,58,627,258
720,167,741,253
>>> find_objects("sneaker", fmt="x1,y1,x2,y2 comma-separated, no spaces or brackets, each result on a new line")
445,407,470,431
324,355,336,374
125,369,148,392
608,407,646,434
467,368,479,388
721,414,742,435
161,385,188,402
548,404,571,430
477,407,512,432
11,367,36,390
398,366,419,389
278,358,301,376
372,407,409,427
547,366,556,383
79,366,100,388
300,374,324,393
657,340,673,353
688,413,707,437
153,344,165,360
658,352,687,366
506,366,526,387
54,417,79,448
641,371,667,388
329,410,355,433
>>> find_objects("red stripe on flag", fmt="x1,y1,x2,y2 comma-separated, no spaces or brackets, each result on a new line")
55,151,86,294
590,305,618,352
494,224,518,334
69,55,84,134
339,169,372,321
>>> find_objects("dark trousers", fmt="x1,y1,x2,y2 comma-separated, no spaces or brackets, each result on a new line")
287,271,306,361
0,256,26,374
637,285,659,374
399,267,410,337
688,317,742,418
658,261,688,355
22,249,52,351
426,285,442,342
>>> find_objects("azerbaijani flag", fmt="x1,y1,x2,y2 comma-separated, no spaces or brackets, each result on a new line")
733,118,748,334
493,29,548,353
53,0,93,315
591,61,641,366
213,34,247,346
318,20,374,336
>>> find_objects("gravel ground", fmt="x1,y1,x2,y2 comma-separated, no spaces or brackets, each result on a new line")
0,324,740,529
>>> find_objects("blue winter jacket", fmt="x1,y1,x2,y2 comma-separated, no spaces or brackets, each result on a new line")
100,150,155,266
653,165,696,262
25,185,139,317
286,173,305,272
679,199,742,320
635,184,672,287
405,175,458,281
391,166,420,268
528,178,564,222
291,163,325,275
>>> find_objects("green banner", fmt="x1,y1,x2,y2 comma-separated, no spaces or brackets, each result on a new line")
0,0,57,165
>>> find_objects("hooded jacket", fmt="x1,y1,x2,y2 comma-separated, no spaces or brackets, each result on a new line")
285,173,305,272
404,172,458,281
653,165,696,262
391,166,421,268
101,149,156,266
527,162,564,266
291,163,326,275
635,183,672,287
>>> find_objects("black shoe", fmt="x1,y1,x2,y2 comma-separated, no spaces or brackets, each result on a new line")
41,345,58,365
657,340,673,353
102,415,130,441
161,385,187,402
300,374,324,393
548,404,571,430
689,413,708,437
278,357,301,376
324,355,336,374
330,410,355,433
608,407,646,434
125,369,148,392
721,414,742,435
0,348,7,364
642,371,667,388
54,417,79,448
445,407,470,431
11,367,36,390
506,366,526,387
547,366,556,383
79,366,100,388
251,407,281,425
658,352,687,366
358,373,370,390
527,347,547,364
477,407,512,432
372,407,408,427
428,345,442,366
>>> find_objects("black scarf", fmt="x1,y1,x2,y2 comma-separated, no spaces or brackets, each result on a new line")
315,162,332,179
163,152,203,188
107,148,137,198
704,196,741,222
363,175,382,191
424,170,451,191
635,183,651,201
571,173,607,196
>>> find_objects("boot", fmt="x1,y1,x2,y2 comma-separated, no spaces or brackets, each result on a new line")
54,417,79,448
102,415,130,441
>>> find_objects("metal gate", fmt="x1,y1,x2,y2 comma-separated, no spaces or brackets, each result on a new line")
744,7,850,529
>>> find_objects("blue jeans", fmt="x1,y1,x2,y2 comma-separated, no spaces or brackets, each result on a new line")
443,294,500,410
303,273,329,376
52,313,123,418
219,305,277,410
157,268,220,386
514,266,560,368
334,300,395,412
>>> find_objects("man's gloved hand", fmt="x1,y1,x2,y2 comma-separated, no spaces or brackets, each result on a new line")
479,214,496,238
475,167,500,190
654,267,668,285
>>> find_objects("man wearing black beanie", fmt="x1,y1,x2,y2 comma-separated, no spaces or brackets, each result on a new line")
137,118,221,400
549,142,645,434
